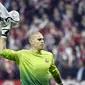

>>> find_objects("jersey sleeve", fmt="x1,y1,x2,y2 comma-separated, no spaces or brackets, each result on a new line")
49,54,63,84
49,53,60,77
0,49,20,64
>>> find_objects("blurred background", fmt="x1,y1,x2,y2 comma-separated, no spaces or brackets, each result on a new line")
0,0,85,85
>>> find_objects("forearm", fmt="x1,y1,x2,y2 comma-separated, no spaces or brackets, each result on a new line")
53,73,63,85
0,40,18,61
49,65,63,85
0,36,7,51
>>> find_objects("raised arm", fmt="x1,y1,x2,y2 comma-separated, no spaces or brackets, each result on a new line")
0,17,18,61
0,34,20,65
0,5,20,63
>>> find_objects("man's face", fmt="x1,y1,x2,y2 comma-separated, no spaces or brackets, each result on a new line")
30,33,44,50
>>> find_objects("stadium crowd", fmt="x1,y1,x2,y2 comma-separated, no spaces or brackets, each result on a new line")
0,0,85,84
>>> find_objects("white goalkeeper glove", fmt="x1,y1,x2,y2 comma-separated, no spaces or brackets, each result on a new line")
0,3,20,37
0,10,20,37
8,10,20,26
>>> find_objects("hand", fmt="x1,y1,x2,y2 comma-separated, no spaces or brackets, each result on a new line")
0,17,12,37
0,17,9,27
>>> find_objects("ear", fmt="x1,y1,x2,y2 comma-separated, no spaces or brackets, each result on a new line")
29,39,34,45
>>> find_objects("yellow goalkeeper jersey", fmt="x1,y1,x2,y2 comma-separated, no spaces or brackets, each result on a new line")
0,49,60,85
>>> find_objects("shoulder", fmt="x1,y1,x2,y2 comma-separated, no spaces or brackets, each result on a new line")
42,50,53,56
15,50,31,57
17,49,31,53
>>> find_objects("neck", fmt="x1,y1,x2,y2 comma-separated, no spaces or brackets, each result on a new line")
31,47,41,53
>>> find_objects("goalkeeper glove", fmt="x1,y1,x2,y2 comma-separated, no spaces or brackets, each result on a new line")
0,10,20,37
9,10,20,26
2,29,9,37
0,17,11,37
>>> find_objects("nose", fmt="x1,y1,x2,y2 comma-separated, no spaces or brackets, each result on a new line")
41,39,44,43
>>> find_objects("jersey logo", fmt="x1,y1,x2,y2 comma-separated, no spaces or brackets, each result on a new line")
45,58,49,63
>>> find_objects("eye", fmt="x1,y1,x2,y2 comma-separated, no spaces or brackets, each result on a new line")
37,38,44,41
38,38,42,41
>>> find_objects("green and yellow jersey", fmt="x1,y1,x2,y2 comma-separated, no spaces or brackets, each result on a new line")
0,49,60,85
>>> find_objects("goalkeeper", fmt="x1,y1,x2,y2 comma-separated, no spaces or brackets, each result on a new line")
0,3,63,85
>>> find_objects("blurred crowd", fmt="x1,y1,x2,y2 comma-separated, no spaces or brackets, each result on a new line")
0,0,85,84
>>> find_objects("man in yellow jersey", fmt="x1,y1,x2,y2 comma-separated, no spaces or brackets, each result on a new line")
0,31,63,85
0,3,63,85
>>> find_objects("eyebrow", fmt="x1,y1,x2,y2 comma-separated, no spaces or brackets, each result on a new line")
37,38,44,41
